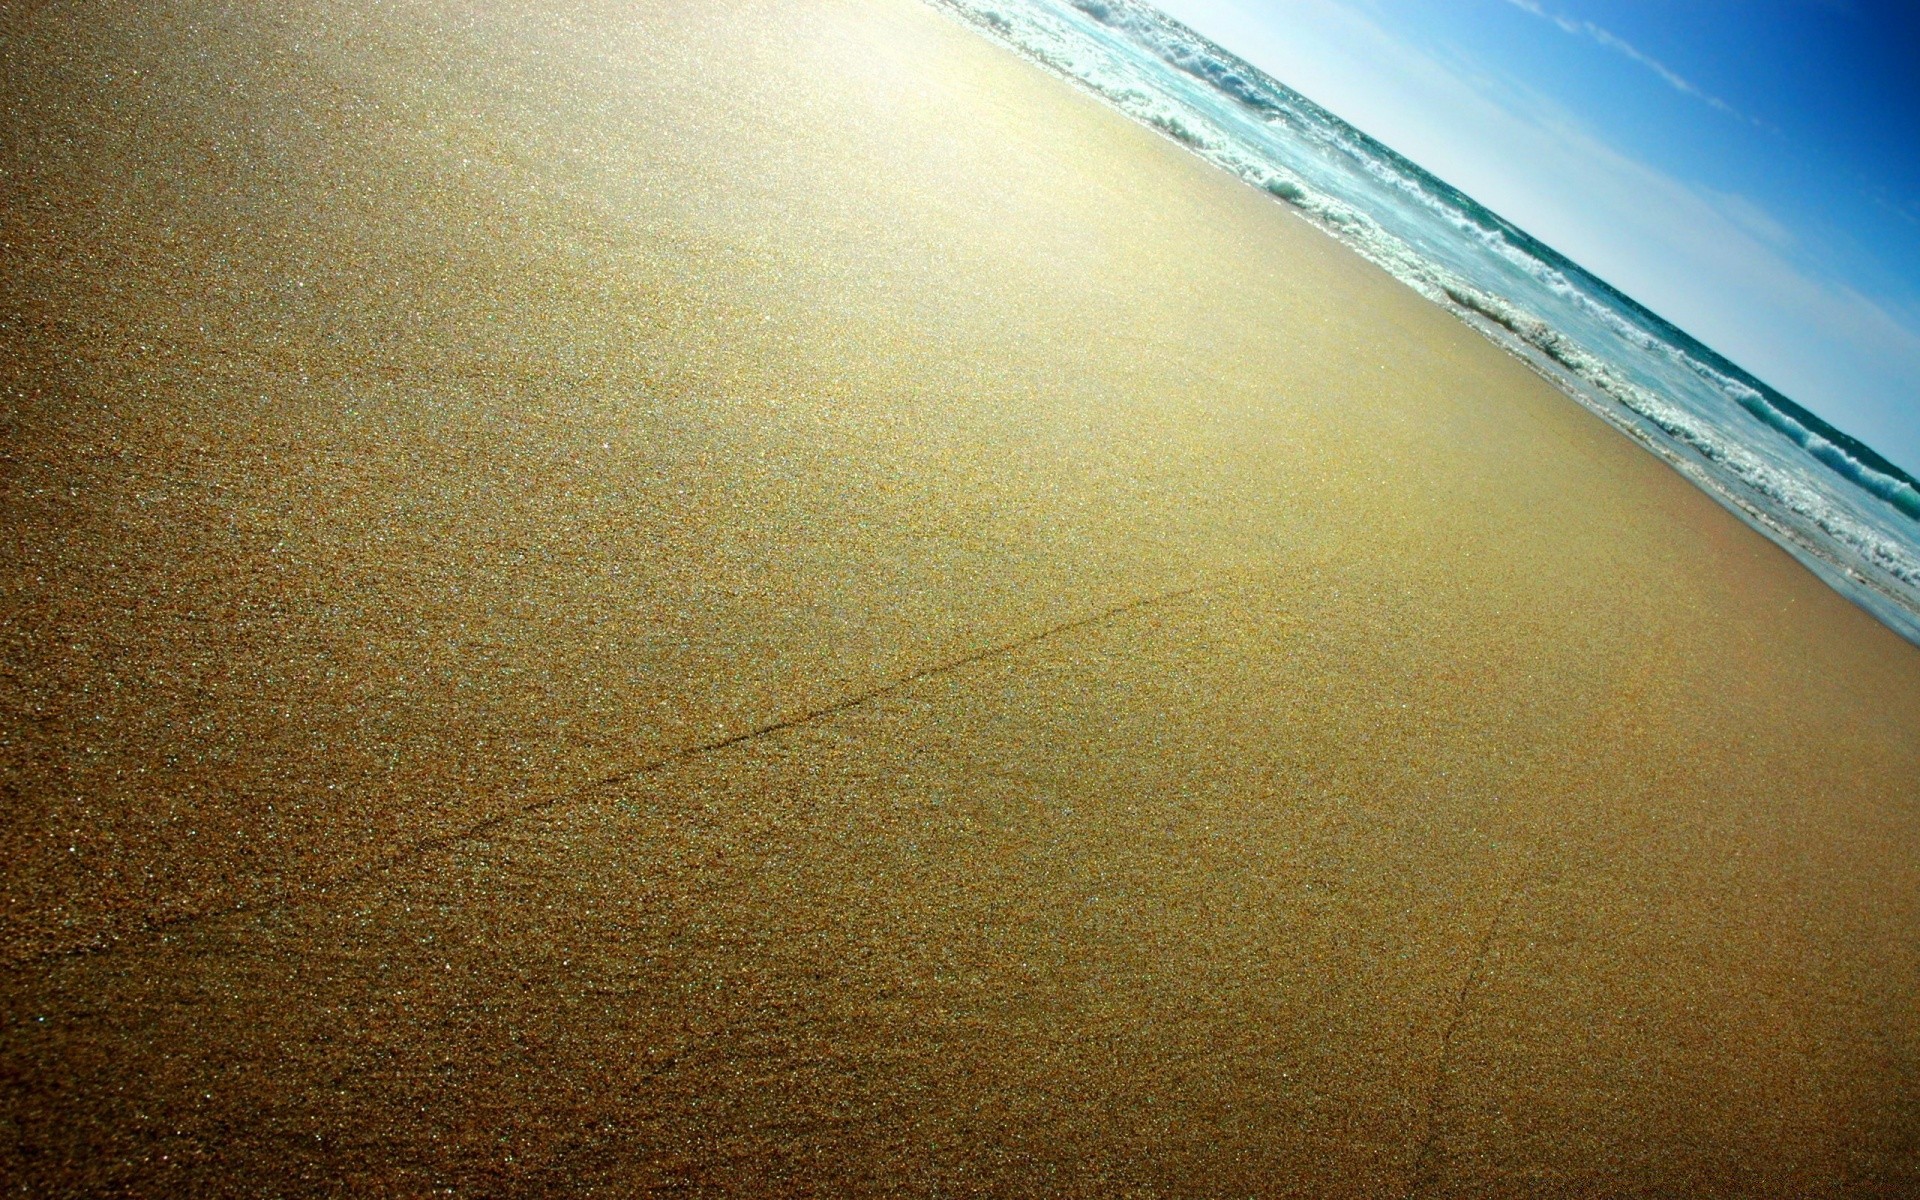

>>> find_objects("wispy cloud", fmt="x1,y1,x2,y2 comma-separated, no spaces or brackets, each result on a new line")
1702,187,1796,250
1872,190,1920,230
1497,0,1765,126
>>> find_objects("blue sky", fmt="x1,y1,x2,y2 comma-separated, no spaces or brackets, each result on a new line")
1150,0,1920,471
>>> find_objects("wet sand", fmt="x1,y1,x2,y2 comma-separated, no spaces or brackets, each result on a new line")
3,0,1919,1194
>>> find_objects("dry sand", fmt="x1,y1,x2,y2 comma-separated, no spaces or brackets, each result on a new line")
3,0,1919,1194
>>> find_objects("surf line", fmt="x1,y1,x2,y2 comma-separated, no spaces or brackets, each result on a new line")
16,582,1217,972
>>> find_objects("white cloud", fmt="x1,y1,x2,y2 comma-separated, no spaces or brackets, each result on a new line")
1495,0,1762,126
1701,187,1797,250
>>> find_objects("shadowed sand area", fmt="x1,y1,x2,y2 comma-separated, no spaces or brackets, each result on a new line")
4,0,1920,1194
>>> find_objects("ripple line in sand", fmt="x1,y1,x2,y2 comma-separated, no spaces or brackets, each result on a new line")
12,583,1214,972
1404,877,1526,1198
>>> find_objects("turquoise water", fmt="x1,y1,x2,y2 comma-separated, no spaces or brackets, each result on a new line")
931,0,1920,646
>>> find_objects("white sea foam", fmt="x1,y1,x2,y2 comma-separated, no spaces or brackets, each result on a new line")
928,0,1920,643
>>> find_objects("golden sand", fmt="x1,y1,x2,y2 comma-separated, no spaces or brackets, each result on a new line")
3,0,1919,1193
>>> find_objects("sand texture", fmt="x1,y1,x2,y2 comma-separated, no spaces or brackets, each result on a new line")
4,0,1920,1194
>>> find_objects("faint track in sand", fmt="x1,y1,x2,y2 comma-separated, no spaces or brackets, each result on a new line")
8,582,1219,972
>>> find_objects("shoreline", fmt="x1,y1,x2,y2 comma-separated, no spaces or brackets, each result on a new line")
924,0,1920,652
4,0,1920,1193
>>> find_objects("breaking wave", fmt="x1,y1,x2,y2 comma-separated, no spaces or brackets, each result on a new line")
929,0,1920,644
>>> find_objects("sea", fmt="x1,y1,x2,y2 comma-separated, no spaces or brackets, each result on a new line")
928,0,1920,647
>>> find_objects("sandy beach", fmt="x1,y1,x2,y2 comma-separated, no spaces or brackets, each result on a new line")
4,0,1920,1194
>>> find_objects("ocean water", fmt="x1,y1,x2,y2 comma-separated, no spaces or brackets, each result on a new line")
928,0,1920,646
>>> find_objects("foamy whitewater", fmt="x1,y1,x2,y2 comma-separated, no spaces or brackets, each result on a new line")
930,0,1920,645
